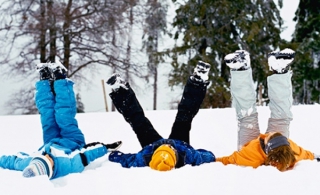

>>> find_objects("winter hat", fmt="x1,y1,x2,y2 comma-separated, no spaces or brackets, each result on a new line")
265,135,290,155
149,144,177,171
22,155,53,179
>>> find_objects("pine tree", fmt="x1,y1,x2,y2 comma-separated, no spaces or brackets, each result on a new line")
291,0,320,104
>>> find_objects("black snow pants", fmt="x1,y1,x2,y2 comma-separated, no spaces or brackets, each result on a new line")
109,77,208,148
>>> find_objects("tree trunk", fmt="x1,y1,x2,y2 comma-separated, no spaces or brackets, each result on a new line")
63,0,73,71
48,0,56,62
153,67,158,110
39,0,46,63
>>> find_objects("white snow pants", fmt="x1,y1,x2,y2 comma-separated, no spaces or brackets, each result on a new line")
230,68,293,150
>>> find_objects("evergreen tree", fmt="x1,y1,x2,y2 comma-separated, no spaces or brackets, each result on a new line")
291,0,320,104
142,0,169,110
168,0,284,108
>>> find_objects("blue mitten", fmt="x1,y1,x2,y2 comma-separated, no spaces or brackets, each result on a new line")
198,149,216,163
109,151,124,162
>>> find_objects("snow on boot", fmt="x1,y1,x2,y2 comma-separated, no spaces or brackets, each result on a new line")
192,61,211,82
268,48,295,74
224,50,251,71
104,141,123,152
106,73,128,91
36,63,54,81
50,61,68,80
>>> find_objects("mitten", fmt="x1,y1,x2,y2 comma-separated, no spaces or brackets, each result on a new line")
200,150,216,163
109,151,124,163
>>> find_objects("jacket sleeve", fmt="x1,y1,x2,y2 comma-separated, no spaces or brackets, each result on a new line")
108,151,147,168
0,153,32,171
81,143,108,166
49,143,109,179
216,140,266,168
185,149,215,166
289,140,314,161
51,153,84,179
49,147,84,179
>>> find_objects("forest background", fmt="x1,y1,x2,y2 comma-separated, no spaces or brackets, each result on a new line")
0,0,318,115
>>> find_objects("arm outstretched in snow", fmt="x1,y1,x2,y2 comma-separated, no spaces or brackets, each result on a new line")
108,151,147,168
188,149,216,166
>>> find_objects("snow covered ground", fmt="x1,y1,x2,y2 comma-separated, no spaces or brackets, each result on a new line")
0,104,319,195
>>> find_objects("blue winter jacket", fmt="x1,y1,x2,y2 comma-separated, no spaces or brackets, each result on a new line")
109,138,215,169
0,79,109,179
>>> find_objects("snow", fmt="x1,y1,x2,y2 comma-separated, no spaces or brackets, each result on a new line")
0,104,319,195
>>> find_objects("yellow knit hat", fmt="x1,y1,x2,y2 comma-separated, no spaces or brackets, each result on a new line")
149,144,177,171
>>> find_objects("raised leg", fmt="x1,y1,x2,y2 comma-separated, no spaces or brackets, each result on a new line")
53,79,85,149
225,50,260,150
230,69,260,150
265,72,293,137
109,80,162,148
168,78,208,144
266,48,295,137
35,80,60,144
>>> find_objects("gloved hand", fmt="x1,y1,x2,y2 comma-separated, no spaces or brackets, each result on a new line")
109,151,124,163
314,154,320,162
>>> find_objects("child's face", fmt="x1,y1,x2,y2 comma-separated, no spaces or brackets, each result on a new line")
45,154,54,168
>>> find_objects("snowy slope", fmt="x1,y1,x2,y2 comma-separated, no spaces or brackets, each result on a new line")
0,105,319,195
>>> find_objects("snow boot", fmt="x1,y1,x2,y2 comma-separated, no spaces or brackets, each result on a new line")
191,61,211,83
106,73,128,91
50,61,68,80
36,63,54,81
268,48,295,74
224,50,251,71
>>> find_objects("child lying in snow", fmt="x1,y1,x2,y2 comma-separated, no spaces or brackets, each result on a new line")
216,49,319,171
0,62,122,179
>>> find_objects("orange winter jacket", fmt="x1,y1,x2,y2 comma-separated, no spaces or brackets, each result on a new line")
216,134,314,168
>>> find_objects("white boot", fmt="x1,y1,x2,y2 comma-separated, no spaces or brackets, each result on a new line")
268,48,295,74
225,50,251,70
192,61,211,82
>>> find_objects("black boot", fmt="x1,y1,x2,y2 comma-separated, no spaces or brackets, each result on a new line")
36,63,54,81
